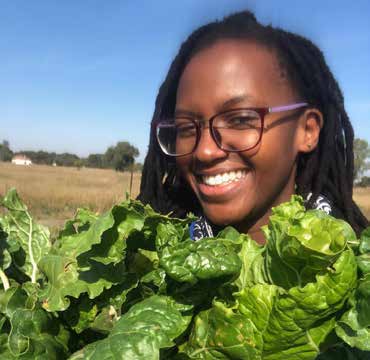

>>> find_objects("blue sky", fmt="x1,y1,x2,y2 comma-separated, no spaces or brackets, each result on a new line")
1,0,369,163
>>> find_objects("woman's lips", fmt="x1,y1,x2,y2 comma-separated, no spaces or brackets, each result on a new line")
196,171,250,201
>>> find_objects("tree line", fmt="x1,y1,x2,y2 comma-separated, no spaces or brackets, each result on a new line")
0,140,142,172
1,138,370,181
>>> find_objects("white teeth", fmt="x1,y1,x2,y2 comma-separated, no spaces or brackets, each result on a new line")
202,170,246,186
215,174,223,185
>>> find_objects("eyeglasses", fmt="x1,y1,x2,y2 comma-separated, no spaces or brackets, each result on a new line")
156,102,308,156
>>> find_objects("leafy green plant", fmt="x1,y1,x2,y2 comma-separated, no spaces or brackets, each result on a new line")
0,189,369,359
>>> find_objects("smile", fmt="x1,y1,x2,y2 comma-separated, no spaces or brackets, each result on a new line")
201,170,247,186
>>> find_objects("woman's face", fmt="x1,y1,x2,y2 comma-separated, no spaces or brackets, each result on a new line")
175,40,307,237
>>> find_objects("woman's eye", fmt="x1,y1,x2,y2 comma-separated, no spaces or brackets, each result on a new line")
226,116,257,128
177,123,196,137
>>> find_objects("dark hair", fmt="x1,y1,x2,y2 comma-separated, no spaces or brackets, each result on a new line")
137,10,369,235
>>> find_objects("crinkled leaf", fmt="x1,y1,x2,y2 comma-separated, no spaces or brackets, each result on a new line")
263,196,354,288
357,253,370,275
182,300,261,359
83,203,145,266
263,249,357,353
356,274,370,328
317,343,370,360
7,307,69,358
57,208,98,239
62,273,139,334
0,189,50,282
56,209,115,264
157,223,242,285
0,227,11,271
69,295,192,360
359,227,370,254
336,307,370,351
263,317,336,360
0,285,69,359
233,235,266,290
38,255,126,311
62,295,98,334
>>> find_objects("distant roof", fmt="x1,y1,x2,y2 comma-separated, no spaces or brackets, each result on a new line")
12,154,32,161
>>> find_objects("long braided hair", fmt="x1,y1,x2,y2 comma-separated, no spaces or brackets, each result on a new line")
138,11,369,235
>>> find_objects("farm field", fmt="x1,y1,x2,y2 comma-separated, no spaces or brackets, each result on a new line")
0,161,369,232
0,162,141,231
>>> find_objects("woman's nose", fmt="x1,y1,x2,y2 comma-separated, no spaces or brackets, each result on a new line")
193,125,227,162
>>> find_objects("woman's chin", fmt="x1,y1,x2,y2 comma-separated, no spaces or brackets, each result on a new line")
201,202,251,228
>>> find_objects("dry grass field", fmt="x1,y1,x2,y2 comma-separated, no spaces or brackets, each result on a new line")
0,161,369,232
0,162,141,230
353,187,370,220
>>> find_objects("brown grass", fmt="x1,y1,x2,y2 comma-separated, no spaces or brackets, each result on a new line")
0,162,141,229
353,187,370,220
1,161,369,231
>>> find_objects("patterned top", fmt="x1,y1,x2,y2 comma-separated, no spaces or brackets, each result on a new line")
189,193,334,241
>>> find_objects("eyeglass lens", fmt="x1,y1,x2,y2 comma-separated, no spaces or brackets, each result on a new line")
157,109,262,156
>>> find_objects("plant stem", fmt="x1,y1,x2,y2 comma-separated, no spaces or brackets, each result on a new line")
0,268,10,291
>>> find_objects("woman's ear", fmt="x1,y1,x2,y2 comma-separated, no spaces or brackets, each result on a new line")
298,108,323,153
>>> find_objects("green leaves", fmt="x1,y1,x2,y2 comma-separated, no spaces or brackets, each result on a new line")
69,295,192,360
0,188,51,283
0,189,369,359
263,196,354,288
0,285,69,359
182,300,261,359
334,227,370,352
157,223,242,285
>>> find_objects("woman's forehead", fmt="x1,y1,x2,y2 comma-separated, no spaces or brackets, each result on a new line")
176,39,297,108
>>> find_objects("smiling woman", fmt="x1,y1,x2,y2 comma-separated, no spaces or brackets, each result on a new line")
138,10,369,244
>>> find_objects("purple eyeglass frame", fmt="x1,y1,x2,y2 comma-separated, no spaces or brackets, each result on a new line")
156,102,308,156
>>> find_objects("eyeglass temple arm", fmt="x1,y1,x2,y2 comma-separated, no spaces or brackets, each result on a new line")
269,102,308,113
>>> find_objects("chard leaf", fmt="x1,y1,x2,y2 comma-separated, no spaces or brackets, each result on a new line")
263,317,336,360
38,205,134,311
0,227,11,270
57,208,98,239
157,223,242,285
38,255,126,312
69,295,192,360
0,189,50,283
356,274,370,328
263,249,357,353
263,196,353,288
7,307,69,358
0,227,11,290
0,285,70,359
359,227,370,254
357,253,370,274
56,209,115,263
237,284,279,334
182,300,262,359
83,203,145,266
233,235,266,290
62,274,139,334
335,307,370,351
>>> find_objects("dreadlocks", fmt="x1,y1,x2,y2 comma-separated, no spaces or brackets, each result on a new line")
138,10,369,235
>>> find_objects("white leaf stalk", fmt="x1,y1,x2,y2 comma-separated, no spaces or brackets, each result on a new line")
0,268,10,291
9,211,38,283
27,212,38,283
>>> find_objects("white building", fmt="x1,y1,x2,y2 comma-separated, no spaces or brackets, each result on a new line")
11,154,32,166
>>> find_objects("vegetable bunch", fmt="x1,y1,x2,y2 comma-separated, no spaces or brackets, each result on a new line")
0,189,369,359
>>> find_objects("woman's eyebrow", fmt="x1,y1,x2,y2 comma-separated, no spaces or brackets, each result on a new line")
174,95,255,118
174,109,202,118
219,95,254,110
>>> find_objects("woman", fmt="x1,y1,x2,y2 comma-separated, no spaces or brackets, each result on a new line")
138,10,368,244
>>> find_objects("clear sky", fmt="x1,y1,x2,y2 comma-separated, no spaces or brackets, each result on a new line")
1,0,369,163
